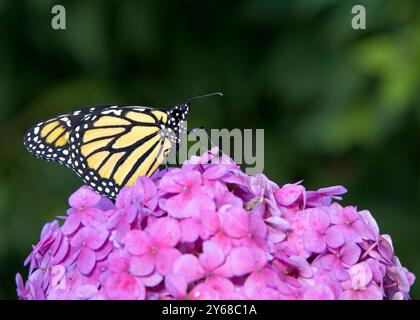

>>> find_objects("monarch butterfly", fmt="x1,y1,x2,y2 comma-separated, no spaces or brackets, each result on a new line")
23,92,223,200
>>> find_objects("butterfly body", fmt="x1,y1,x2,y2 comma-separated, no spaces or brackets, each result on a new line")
24,103,190,199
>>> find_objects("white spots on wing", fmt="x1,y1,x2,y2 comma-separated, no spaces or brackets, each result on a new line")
102,109,122,116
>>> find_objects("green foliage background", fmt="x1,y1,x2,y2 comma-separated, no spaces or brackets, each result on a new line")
0,0,419,299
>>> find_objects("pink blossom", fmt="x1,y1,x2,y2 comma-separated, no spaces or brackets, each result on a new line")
317,242,361,281
16,149,415,300
160,169,214,219
275,183,305,207
303,208,344,253
70,225,109,274
124,217,181,276
330,205,369,243
102,272,145,300
62,186,106,235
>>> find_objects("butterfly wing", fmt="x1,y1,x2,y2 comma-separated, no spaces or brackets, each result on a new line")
67,106,174,199
24,112,82,167
23,106,113,167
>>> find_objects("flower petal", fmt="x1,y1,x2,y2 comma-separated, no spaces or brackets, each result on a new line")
228,247,256,276
103,272,145,300
165,273,187,298
325,225,344,248
124,230,151,256
199,241,225,271
78,248,96,275
155,248,182,275
148,217,181,248
180,218,200,243
303,230,326,253
172,254,205,282
69,186,101,209
130,254,155,276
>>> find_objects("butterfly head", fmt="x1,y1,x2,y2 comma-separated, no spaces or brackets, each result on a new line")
167,103,190,137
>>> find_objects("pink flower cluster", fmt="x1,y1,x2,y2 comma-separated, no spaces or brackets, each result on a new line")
16,149,415,300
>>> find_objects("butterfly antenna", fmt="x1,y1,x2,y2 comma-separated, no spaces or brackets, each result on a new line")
183,92,223,104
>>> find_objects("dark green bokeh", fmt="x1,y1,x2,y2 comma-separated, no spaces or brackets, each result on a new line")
0,0,419,299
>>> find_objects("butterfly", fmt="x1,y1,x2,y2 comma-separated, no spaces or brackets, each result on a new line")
23,92,223,200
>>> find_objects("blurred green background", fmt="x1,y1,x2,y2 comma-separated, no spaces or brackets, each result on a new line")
0,0,419,299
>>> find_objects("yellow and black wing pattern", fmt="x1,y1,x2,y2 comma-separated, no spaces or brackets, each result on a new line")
24,111,84,167
24,104,189,199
